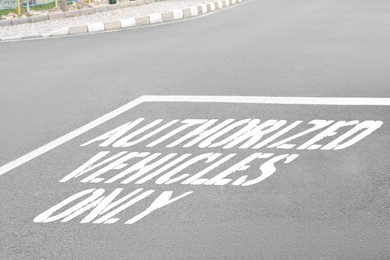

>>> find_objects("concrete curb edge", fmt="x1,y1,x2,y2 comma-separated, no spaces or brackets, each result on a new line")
0,0,244,42
0,0,162,27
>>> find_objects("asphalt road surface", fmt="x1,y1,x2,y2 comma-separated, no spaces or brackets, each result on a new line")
1,0,390,259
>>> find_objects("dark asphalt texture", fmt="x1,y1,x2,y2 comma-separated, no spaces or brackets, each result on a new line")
1,0,390,259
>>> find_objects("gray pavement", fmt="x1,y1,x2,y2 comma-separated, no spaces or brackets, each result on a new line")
0,0,390,259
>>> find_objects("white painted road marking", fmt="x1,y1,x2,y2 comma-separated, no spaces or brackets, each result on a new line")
1,95,390,176
0,96,146,176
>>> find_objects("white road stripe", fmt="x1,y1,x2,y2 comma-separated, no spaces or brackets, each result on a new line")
0,96,146,176
1,95,389,176
142,95,390,106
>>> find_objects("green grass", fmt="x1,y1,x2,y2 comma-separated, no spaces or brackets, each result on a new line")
0,2,56,17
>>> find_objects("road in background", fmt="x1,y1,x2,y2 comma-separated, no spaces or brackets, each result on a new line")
0,0,389,259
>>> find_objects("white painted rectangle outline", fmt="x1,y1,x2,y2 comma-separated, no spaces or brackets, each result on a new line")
1,95,390,176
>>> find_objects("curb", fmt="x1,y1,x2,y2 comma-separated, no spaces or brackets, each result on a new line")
0,0,162,28
0,0,244,42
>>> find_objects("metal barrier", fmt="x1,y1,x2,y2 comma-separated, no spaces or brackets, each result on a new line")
1,0,78,10
22,0,53,7
1,0,18,10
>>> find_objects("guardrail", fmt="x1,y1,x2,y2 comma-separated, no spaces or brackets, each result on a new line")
22,0,53,8
1,0,78,10
1,0,18,10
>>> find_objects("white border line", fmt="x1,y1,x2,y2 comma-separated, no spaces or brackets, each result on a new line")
0,96,146,176
1,95,390,176
143,95,390,106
